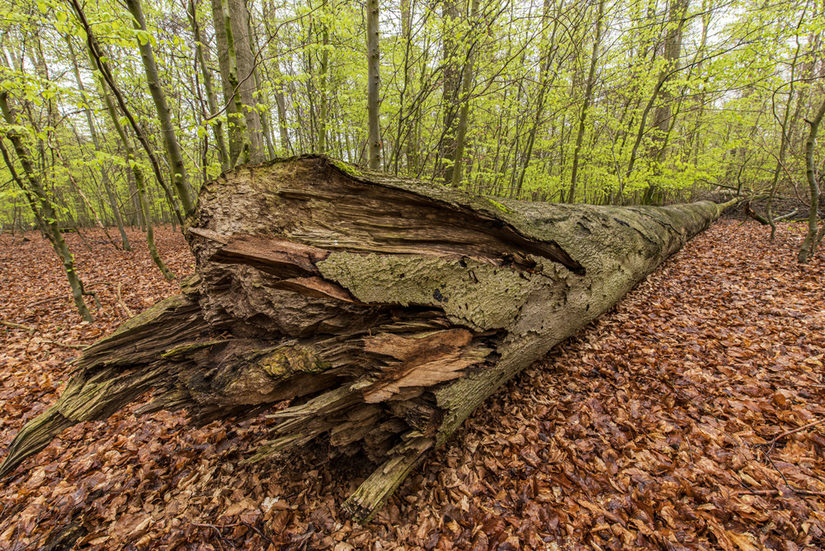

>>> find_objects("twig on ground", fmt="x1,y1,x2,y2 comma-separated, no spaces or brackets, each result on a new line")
774,209,799,222
752,418,825,500
116,282,134,317
191,521,242,530
38,339,88,350
243,521,277,547
738,488,780,496
768,418,825,448
192,523,230,551
84,289,102,310
738,487,825,497
0,319,35,332
27,296,63,307
190,520,277,547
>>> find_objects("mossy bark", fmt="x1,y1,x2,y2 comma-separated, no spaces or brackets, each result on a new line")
0,155,733,521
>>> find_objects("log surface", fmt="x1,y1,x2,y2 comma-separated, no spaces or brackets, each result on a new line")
0,155,731,520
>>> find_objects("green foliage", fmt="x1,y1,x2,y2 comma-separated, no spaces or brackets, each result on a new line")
0,0,822,233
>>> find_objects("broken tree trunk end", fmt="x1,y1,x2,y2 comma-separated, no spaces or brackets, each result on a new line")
0,155,734,521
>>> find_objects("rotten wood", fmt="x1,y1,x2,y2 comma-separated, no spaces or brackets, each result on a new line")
0,155,735,521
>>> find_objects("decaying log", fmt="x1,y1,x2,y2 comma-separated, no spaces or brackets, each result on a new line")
0,155,734,521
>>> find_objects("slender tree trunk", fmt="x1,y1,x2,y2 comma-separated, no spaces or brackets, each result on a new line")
100,85,175,280
436,0,461,181
247,11,277,159
0,92,93,321
392,0,415,174
209,0,266,164
123,0,196,215
449,0,479,187
367,0,381,169
85,41,175,280
642,0,688,203
211,0,242,162
273,77,291,153
319,8,330,154
625,0,689,189
767,20,807,239
210,0,248,165
515,0,561,197
234,0,267,162
798,95,825,263
260,0,292,153
567,0,604,203
187,0,230,171
64,37,132,250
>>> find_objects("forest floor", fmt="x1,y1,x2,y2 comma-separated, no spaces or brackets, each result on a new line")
0,221,824,551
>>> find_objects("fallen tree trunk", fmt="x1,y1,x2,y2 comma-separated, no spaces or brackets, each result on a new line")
1,155,734,520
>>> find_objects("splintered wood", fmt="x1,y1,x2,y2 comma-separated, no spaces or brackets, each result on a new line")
0,155,732,520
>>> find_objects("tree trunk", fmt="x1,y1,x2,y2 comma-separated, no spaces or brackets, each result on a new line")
65,36,132,251
209,0,266,165
0,92,94,321
92,56,175,281
210,0,244,163
232,0,267,163
766,33,803,240
71,1,185,226
124,0,196,216
106,100,174,280
449,0,479,187
0,155,734,521
515,0,561,198
187,0,230,171
798,95,825,263
366,0,381,169
643,0,689,203
435,0,462,182
567,0,604,203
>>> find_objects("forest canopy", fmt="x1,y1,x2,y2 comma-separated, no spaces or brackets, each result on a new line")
0,0,822,231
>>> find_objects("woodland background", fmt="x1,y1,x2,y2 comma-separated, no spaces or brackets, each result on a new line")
0,0,822,235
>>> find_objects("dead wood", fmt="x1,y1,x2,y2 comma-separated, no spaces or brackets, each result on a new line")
0,155,734,521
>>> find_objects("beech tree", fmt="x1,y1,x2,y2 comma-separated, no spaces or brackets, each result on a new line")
0,91,94,321
798,94,825,263
367,0,381,169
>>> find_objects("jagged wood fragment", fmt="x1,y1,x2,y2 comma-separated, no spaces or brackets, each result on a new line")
1,155,735,522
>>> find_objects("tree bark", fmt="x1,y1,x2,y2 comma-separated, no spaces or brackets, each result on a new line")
567,0,605,203
0,155,734,521
0,92,94,321
124,0,196,216
209,0,266,165
366,0,381,169
798,94,825,263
